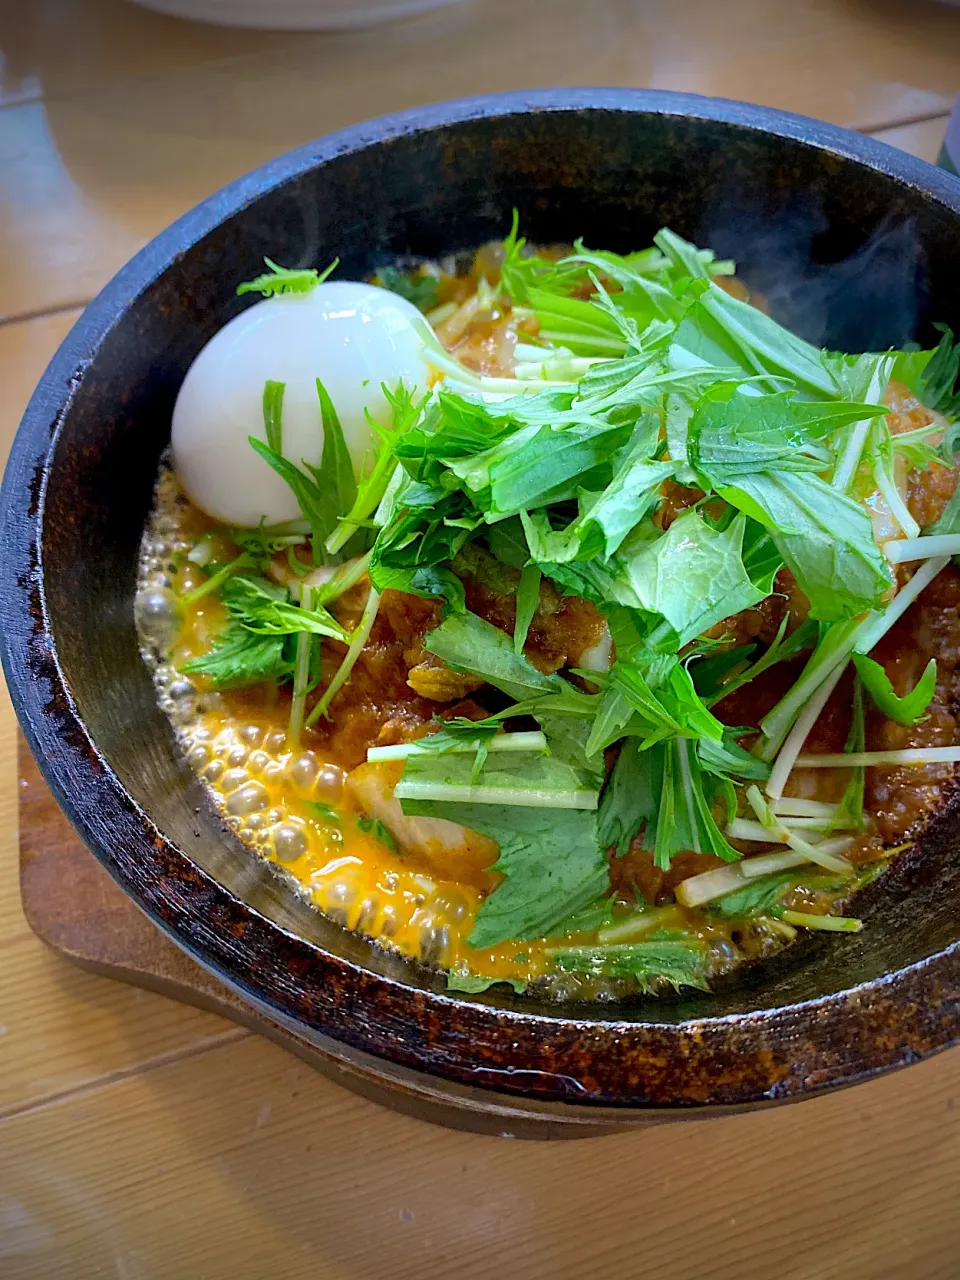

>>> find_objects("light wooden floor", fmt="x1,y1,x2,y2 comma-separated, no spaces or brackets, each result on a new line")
2,3,960,1276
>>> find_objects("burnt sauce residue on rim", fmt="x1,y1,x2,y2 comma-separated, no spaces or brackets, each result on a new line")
8,92,960,1116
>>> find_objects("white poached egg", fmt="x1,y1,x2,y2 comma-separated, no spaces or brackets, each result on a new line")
171,280,432,527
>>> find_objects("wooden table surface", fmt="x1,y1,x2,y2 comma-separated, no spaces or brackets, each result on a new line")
3,2,960,1275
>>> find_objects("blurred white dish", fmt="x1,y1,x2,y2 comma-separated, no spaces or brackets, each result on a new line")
128,0,467,31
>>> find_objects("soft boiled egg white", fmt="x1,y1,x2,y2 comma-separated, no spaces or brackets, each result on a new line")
171,281,432,527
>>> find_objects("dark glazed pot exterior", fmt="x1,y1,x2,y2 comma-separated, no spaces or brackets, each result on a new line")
6,88,960,1127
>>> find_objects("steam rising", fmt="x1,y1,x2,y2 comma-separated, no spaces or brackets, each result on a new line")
699,203,926,353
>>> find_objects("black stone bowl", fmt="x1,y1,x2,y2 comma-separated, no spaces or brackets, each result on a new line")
6,88,960,1135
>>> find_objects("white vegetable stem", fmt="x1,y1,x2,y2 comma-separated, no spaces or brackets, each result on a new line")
727,817,851,843
597,907,673,945
676,853,864,913
309,551,372,597
736,850,815,879
832,419,875,493
727,818,790,844
514,355,606,382
831,356,893,493
780,910,863,933
778,815,848,830
286,584,315,751
796,747,960,768
763,554,951,798
873,460,920,540
419,316,574,398
306,587,381,726
392,781,599,809
772,798,838,817
513,341,556,362
765,659,848,800
746,785,853,873
884,535,960,564
853,555,950,654
757,615,861,761
367,731,546,763
425,300,457,327
743,836,853,869
675,850,808,909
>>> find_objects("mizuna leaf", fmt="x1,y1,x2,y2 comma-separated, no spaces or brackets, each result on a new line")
716,470,892,620
622,509,766,646
852,653,937,726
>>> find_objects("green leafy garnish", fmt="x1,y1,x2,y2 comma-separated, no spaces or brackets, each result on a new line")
424,611,596,716
402,798,608,949
596,742,646,855
181,624,291,689
237,256,338,297
287,595,315,750
590,650,726,755
326,383,426,555
709,871,795,919
396,720,503,754
709,469,892,622
576,454,675,559
546,930,710,993
249,378,357,562
395,748,600,810
513,564,541,655
499,209,584,305
249,438,340,559
711,870,798,921
697,732,771,781
315,378,358,520
689,389,885,480
446,973,527,995
852,653,937,726
302,800,341,826
370,720,532,783
668,260,840,399
221,575,346,639
182,549,254,605
262,380,285,454
759,614,864,758
356,816,398,852
921,323,960,424
647,739,741,870
695,617,817,708
373,265,440,312
833,674,866,831
548,896,617,938
306,585,382,726
623,510,766,646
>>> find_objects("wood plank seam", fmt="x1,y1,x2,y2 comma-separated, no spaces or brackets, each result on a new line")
0,300,97,332
855,108,951,133
0,1025,250,1124
0,931,31,953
